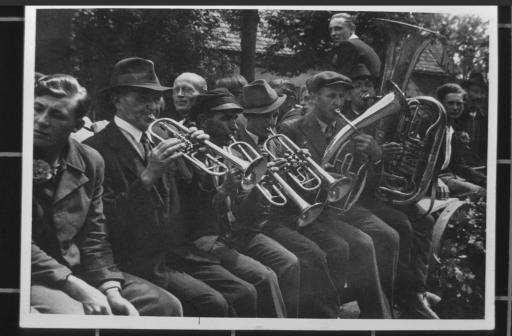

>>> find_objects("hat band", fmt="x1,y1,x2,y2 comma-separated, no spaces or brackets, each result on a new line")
111,73,161,86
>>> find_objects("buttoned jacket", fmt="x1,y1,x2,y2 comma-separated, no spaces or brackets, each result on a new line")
32,138,124,288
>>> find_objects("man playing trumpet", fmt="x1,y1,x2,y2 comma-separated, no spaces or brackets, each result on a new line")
186,87,297,318
85,57,259,317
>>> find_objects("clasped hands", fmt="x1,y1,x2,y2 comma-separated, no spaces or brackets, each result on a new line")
62,274,138,316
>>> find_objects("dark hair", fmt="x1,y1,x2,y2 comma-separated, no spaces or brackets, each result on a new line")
435,83,466,102
35,74,90,120
269,78,297,98
214,74,248,95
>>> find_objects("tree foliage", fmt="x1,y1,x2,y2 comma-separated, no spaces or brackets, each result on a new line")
427,191,486,319
70,8,236,96
261,10,489,79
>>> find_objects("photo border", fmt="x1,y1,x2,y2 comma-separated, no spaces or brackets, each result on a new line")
19,5,498,330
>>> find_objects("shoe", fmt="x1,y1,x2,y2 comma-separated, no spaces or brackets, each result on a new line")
424,291,441,306
407,292,440,319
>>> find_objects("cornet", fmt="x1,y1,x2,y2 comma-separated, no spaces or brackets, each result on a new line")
226,134,323,228
264,128,353,203
147,118,267,190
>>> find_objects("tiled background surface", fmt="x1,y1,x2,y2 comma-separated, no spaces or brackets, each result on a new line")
0,5,510,336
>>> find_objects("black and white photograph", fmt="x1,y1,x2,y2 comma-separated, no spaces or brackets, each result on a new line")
19,5,497,331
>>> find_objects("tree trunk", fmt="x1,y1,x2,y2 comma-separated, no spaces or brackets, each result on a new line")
240,10,259,83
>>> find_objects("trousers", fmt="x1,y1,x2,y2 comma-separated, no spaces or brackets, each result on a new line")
31,272,183,316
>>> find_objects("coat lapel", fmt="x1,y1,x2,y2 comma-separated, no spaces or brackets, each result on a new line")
299,113,326,162
107,122,145,177
53,140,89,205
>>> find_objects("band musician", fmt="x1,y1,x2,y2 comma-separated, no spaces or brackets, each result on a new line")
279,71,400,318
85,57,259,317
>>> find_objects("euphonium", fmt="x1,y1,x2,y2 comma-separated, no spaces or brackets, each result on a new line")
322,85,409,212
264,129,353,203
375,97,447,205
227,133,323,228
370,18,447,206
147,118,267,190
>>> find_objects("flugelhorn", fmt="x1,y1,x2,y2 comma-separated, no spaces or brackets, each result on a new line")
226,134,323,228
265,128,353,203
147,118,266,190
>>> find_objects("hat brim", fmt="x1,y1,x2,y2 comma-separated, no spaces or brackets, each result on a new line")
243,94,287,115
100,83,172,94
326,80,354,89
211,103,244,112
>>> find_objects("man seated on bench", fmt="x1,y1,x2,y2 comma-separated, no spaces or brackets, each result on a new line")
434,83,486,199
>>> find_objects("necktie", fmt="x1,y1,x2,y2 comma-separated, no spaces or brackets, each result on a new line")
325,123,335,143
140,133,152,162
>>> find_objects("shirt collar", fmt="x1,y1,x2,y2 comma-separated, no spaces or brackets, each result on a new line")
245,128,259,145
316,117,336,134
114,115,144,143
349,33,359,40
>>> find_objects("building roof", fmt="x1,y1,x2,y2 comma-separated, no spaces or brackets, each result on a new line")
210,22,294,55
414,41,448,75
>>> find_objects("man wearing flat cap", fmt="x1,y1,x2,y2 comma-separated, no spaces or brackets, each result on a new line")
279,71,399,318
85,57,258,317
330,13,381,78
187,87,296,318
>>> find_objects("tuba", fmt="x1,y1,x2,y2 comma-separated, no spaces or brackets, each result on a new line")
147,117,267,190
370,18,447,206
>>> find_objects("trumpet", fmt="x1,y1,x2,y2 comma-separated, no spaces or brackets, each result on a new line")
226,134,323,228
147,118,266,190
264,128,353,203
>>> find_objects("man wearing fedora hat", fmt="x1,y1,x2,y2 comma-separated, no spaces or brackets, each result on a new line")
279,71,399,318
188,87,296,318
344,63,379,119
85,57,259,317
32,73,182,316
232,79,344,318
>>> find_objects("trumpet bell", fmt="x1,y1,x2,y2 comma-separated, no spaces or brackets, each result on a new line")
240,156,268,191
326,176,354,203
296,202,324,228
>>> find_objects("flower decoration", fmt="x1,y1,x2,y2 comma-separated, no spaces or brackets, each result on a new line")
33,159,54,184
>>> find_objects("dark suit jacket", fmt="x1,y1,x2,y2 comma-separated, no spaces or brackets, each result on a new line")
278,112,345,164
437,126,486,186
84,121,215,283
332,38,381,78
32,138,124,288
